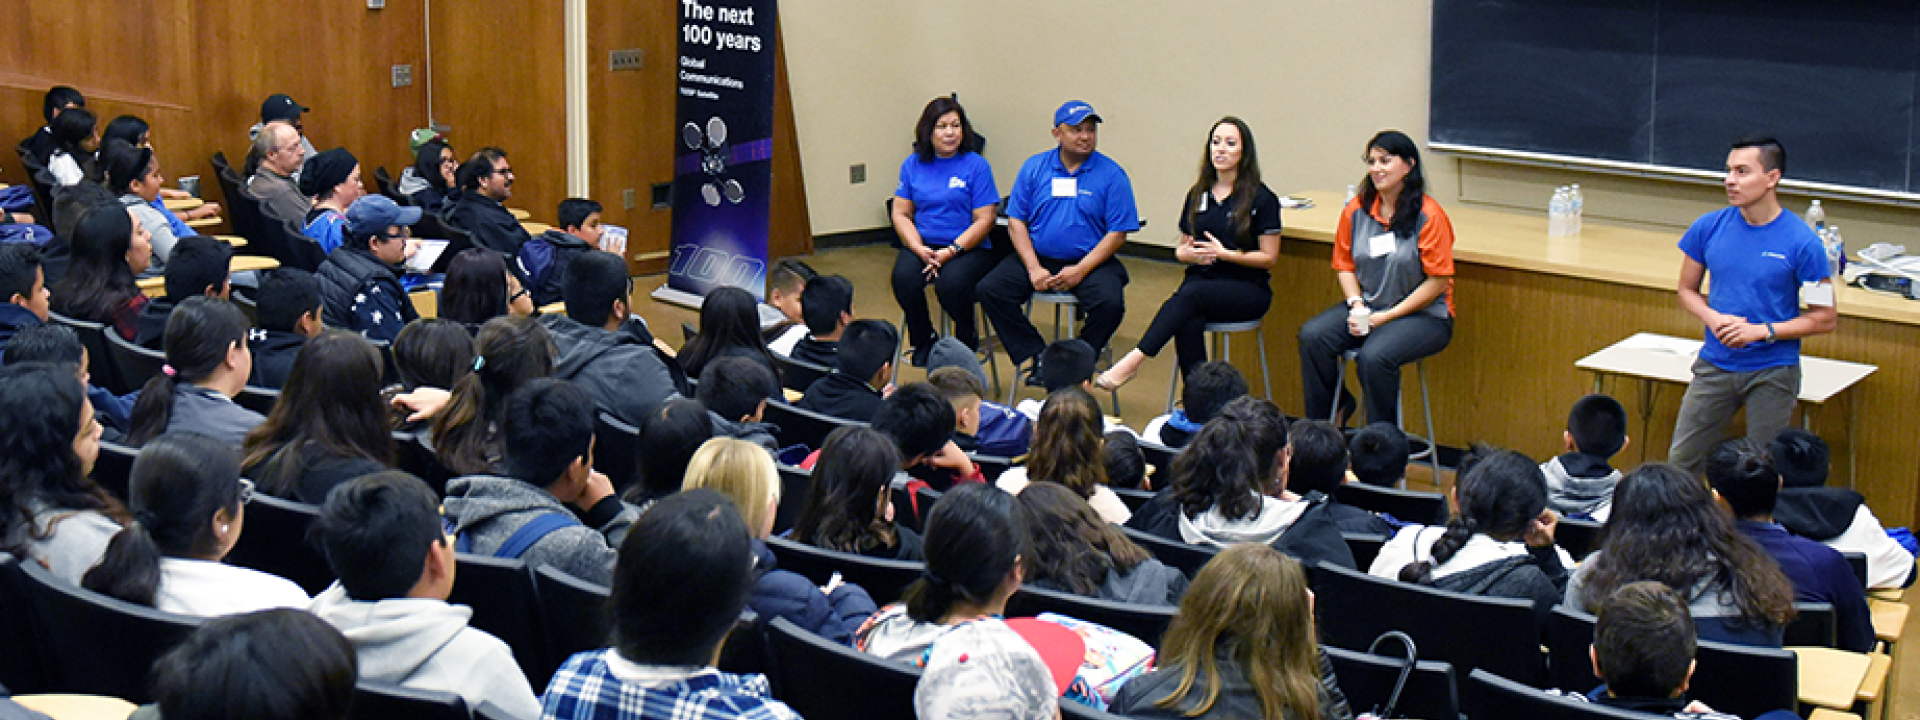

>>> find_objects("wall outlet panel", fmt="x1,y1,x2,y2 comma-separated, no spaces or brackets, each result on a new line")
849,164,866,184
609,49,644,72
391,64,413,87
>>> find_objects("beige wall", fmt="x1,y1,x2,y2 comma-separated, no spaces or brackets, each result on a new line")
781,1,1920,248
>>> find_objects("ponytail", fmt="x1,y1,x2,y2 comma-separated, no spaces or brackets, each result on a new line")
82,516,164,605
1399,445,1546,585
125,372,180,447
431,316,555,476
81,433,242,608
902,570,960,624
1399,517,1476,585
125,298,250,447
905,484,1026,624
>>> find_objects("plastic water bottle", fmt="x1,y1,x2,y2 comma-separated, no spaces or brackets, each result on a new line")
1807,199,1827,233
1824,225,1846,278
1569,184,1584,234
1548,187,1569,236
1345,184,1357,206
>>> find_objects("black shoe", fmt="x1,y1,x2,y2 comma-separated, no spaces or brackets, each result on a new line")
909,343,933,368
1022,360,1046,387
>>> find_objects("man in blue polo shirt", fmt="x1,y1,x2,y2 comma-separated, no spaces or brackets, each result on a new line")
978,100,1140,378
1669,136,1836,473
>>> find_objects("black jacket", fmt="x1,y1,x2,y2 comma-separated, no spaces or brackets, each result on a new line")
540,314,683,426
316,245,417,343
1775,487,1866,541
444,190,530,256
1429,548,1569,628
132,297,176,349
1126,489,1358,571
796,371,884,422
790,336,837,368
247,328,308,389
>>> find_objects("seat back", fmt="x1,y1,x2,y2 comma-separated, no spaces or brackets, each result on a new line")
235,385,280,416
1556,517,1604,561
716,610,768,677
1005,584,1176,647
763,400,863,452
1324,645,1460,720
224,493,334,595
395,431,454,497
773,464,810,535
211,152,262,243
532,565,612,680
1111,487,1154,514
899,484,942,533
1119,527,1217,579
373,166,400,203
1060,700,1137,720
1545,605,1797,720
1342,532,1387,572
16,557,203,702
969,452,1013,482
90,439,140,504
593,411,640,491
1842,551,1868,589
764,535,924,605
0,554,49,693
1545,605,1604,692
764,616,920,720
1333,483,1448,526
1783,602,1837,648
1313,561,1546,685
772,353,831,393
1138,440,1180,474
103,328,166,392
1468,669,1670,720
48,312,128,395
448,554,549,689
351,681,470,720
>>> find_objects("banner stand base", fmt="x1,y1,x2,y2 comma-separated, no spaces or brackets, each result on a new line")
650,284,708,310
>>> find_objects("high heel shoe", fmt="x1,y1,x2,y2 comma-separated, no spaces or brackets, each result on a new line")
1095,366,1135,391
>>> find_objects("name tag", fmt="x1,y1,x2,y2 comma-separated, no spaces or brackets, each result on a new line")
1366,232,1397,258
1052,177,1078,198
1802,281,1835,306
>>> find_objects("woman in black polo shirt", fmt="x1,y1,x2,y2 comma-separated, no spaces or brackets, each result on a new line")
1097,117,1280,390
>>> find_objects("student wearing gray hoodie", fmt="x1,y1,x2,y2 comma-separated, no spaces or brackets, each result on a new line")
1540,394,1629,521
442,379,640,586
310,471,541,718
540,252,684,427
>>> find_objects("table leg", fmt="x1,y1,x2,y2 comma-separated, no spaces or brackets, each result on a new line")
1639,379,1655,464
1848,391,1859,490
1591,371,1603,395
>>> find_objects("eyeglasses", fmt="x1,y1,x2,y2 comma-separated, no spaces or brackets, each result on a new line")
492,167,515,177
383,228,413,240
237,477,255,505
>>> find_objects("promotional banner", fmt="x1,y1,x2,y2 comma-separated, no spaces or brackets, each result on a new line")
666,0,778,301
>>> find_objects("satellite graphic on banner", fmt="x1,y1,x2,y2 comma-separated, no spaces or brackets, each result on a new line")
666,0,777,301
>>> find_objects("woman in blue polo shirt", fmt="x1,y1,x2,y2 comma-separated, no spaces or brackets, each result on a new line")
890,96,1000,363
1097,117,1281,390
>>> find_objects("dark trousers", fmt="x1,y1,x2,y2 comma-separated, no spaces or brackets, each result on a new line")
978,254,1129,364
1298,303,1451,426
1137,276,1273,379
890,244,1000,350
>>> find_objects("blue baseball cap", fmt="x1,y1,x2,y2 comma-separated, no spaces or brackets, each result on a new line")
346,195,423,237
1053,101,1102,127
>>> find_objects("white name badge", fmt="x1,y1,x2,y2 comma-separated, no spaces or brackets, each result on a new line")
1802,281,1835,306
1052,177,1078,198
1366,232,1397,258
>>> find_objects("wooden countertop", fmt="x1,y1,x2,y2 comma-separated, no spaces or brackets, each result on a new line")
1281,190,1920,326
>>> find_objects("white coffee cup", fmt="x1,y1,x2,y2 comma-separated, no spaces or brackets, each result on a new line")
1349,305,1372,336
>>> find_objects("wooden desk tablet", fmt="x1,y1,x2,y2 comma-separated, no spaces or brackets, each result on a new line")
163,197,204,212
509,207,531,220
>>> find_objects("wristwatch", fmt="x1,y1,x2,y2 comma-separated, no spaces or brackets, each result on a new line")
1765,322,1776,342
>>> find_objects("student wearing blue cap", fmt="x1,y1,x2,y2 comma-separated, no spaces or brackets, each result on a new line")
316,195,422,342
978,101,1140,381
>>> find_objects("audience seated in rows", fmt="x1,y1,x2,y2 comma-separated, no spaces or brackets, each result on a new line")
1289,420,1394,536
1111,544,1354,720
540,488,802,720
1016,482,1186,605
1565,463,1796,647
623,397,714,508
249,93,320,168
793,425,923,560
432,316,554,475
1127,396,1355,570
1103,431,1148,490
681,437,879,644
49,202,152,341
1142,361,1246,448
315,195,421,342
0,362,117,584
101,139,183,270
442,378,637,584
145,608,358,720
126,297,263,447
442,247,534,329
873,383,983,489
1707,438,1874,652
1768,428,1917,589
241,331,395,505
928,365,1030,457
298,148,364,256
0,244,51,357
680,285,781,397
387,317,474,432
699,358,780,452
542,251,680,426
103,114,221,224
762,257,815,341
1542,394,1630,521
44,105,96,187
796,318,897,421
521,197,605,307
997,388,1132,524
1018,338,1136,437
18,86,85,170
133,235,231,349
83,432,310,615
248,268,326,389
445,147,531,255
310,471,542,717
402,138,457,213
1348,422,1408,488
5,324,136,438
248,120,311,227
777,274,852,364
1370,446,1571,627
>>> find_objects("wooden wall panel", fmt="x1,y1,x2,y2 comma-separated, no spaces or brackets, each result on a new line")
588,0,678,271
767,26,812,262
425,0,566,226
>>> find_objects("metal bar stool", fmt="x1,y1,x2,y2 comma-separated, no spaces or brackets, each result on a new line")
1331,349,1439,476
891,303,1003,396
1165,319,1273,413
1009,291,1121,416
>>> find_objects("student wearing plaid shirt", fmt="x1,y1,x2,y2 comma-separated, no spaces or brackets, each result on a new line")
540,489,800,720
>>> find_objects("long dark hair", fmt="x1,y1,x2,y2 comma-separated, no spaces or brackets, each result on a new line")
391,318,475,391
102,115,150,148
912,96,979,163
1029,387,1107,498
1014,482,1149,597
82,433,244,607
1398,445,1547,584
1170,396,1289,522
49,106,95,157
49,203,140,325
679,286,775,378
242,331,396,497
1183,117,1263,245
431,316,554,475
414,140,452,192
99,138,154,196
0,364,117,558
793,426,903,554
1580,463,1795,628
901,483,1028,623
127,298,251,446
1357,130,1427,238
440,249,512,327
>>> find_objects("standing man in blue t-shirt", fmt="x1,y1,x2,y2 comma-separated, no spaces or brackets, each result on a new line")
1670,136,1837,473
978,100,1140,379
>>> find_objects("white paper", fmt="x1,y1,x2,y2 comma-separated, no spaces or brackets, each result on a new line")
602,225,629,256
1051,177,1077,198
1366,232,1396,258
1618,333,1702,356
404,239,449,274
1802,281,1835,307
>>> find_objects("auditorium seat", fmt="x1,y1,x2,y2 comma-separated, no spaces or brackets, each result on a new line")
234,384,280,416
763,535,923,606
448,554,547,689
102,329,164,393
15,557,202,702
47,312,128,395
351,681,469,720
1324,644,1460,720
1313,561,1546,686
1544,604,1799,720
532,565,612,682
1119,526,1216,579
764,616,918,720
1333,482,1448,526
593,411,639,490
773,464,810,535
762,401,863,452
223,493,334,595
1005,583,1176,647
1468,668,1668,720
89,439,138,503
